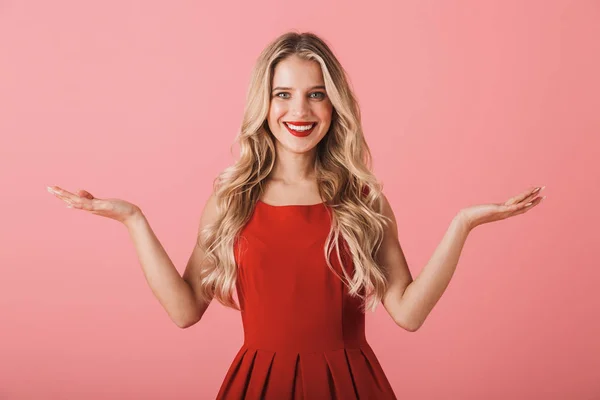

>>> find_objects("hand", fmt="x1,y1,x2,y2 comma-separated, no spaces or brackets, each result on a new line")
47,185,142,226
458,186,546,231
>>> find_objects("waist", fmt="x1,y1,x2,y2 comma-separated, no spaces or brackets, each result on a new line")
242,336,370,354
242,322,367,353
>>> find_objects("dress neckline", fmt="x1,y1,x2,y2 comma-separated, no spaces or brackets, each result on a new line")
257,199,326,208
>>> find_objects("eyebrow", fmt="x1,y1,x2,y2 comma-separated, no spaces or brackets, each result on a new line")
271,85,326,92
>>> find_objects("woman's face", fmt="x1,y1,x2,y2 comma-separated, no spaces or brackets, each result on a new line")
267,55,333,155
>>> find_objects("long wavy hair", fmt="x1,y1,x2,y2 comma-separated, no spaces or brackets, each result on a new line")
196,31,392,313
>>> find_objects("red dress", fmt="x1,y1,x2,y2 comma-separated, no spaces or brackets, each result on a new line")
216,200,397,399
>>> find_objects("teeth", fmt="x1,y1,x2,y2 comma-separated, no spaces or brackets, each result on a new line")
285,122,315,131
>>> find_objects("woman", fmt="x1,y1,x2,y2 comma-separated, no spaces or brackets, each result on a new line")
47,31,545,399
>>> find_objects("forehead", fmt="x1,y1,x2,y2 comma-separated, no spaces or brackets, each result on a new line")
272,55,325,88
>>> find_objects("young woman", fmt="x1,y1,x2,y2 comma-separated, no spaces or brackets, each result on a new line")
47,31,545,399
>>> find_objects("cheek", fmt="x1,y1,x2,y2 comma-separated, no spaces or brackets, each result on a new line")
316,104,333,125
269,102,287,122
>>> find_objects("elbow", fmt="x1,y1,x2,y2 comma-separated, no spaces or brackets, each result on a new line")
396,320,420,332
176,315,200,329
175,308,203,329
176,319,193,329
178,322,195,329
394,313,422,332
403,321,421,332
176,299,211,329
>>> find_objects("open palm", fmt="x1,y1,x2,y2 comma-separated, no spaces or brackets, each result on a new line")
460,186,546,230
47,185,141,225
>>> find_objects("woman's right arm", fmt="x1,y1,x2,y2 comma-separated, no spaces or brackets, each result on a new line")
47,185,217,329
125,192,218,328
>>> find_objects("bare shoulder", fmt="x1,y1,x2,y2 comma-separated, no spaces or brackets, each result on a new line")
378,192,398,233
199,190,220,226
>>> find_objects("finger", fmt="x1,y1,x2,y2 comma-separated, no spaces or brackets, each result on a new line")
53,192,80,205
505,186,541,206
508,202,535,217
51,191,85,207
506,186,537,205
49,186,80,202
507,196,543,216
519,186,546,205
76,189,95,199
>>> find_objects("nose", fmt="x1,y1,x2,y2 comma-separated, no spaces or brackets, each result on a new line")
291,96,310,117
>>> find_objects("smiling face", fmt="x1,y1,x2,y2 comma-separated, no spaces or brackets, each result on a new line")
267,55,333,155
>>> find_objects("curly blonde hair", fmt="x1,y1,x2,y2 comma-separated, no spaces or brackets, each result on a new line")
196,31,392,313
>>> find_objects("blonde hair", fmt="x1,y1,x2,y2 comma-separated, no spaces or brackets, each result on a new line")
196,31,392,313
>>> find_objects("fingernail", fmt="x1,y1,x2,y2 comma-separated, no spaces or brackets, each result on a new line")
532,187,541,194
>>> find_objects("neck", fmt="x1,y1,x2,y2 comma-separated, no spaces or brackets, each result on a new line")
269,148,317,184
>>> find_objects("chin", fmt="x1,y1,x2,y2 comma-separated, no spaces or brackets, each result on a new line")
280,142,318,154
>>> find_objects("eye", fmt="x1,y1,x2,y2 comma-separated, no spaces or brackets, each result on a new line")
275,92,290,99
310,92,326,99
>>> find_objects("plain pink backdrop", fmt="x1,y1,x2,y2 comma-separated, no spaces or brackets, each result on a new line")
1,0,598,399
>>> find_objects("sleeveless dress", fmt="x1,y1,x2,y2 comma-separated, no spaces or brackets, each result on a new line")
215,199,398,399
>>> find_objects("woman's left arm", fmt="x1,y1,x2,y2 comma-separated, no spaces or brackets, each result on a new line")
379,186,545,332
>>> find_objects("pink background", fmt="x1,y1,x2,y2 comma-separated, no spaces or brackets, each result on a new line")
1,0,599,399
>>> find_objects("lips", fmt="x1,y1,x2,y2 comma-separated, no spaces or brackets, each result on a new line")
284,121,315,126
283,121,317,137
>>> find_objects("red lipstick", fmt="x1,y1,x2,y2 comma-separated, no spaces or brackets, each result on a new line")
283,121,317,137
284,121,315,125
